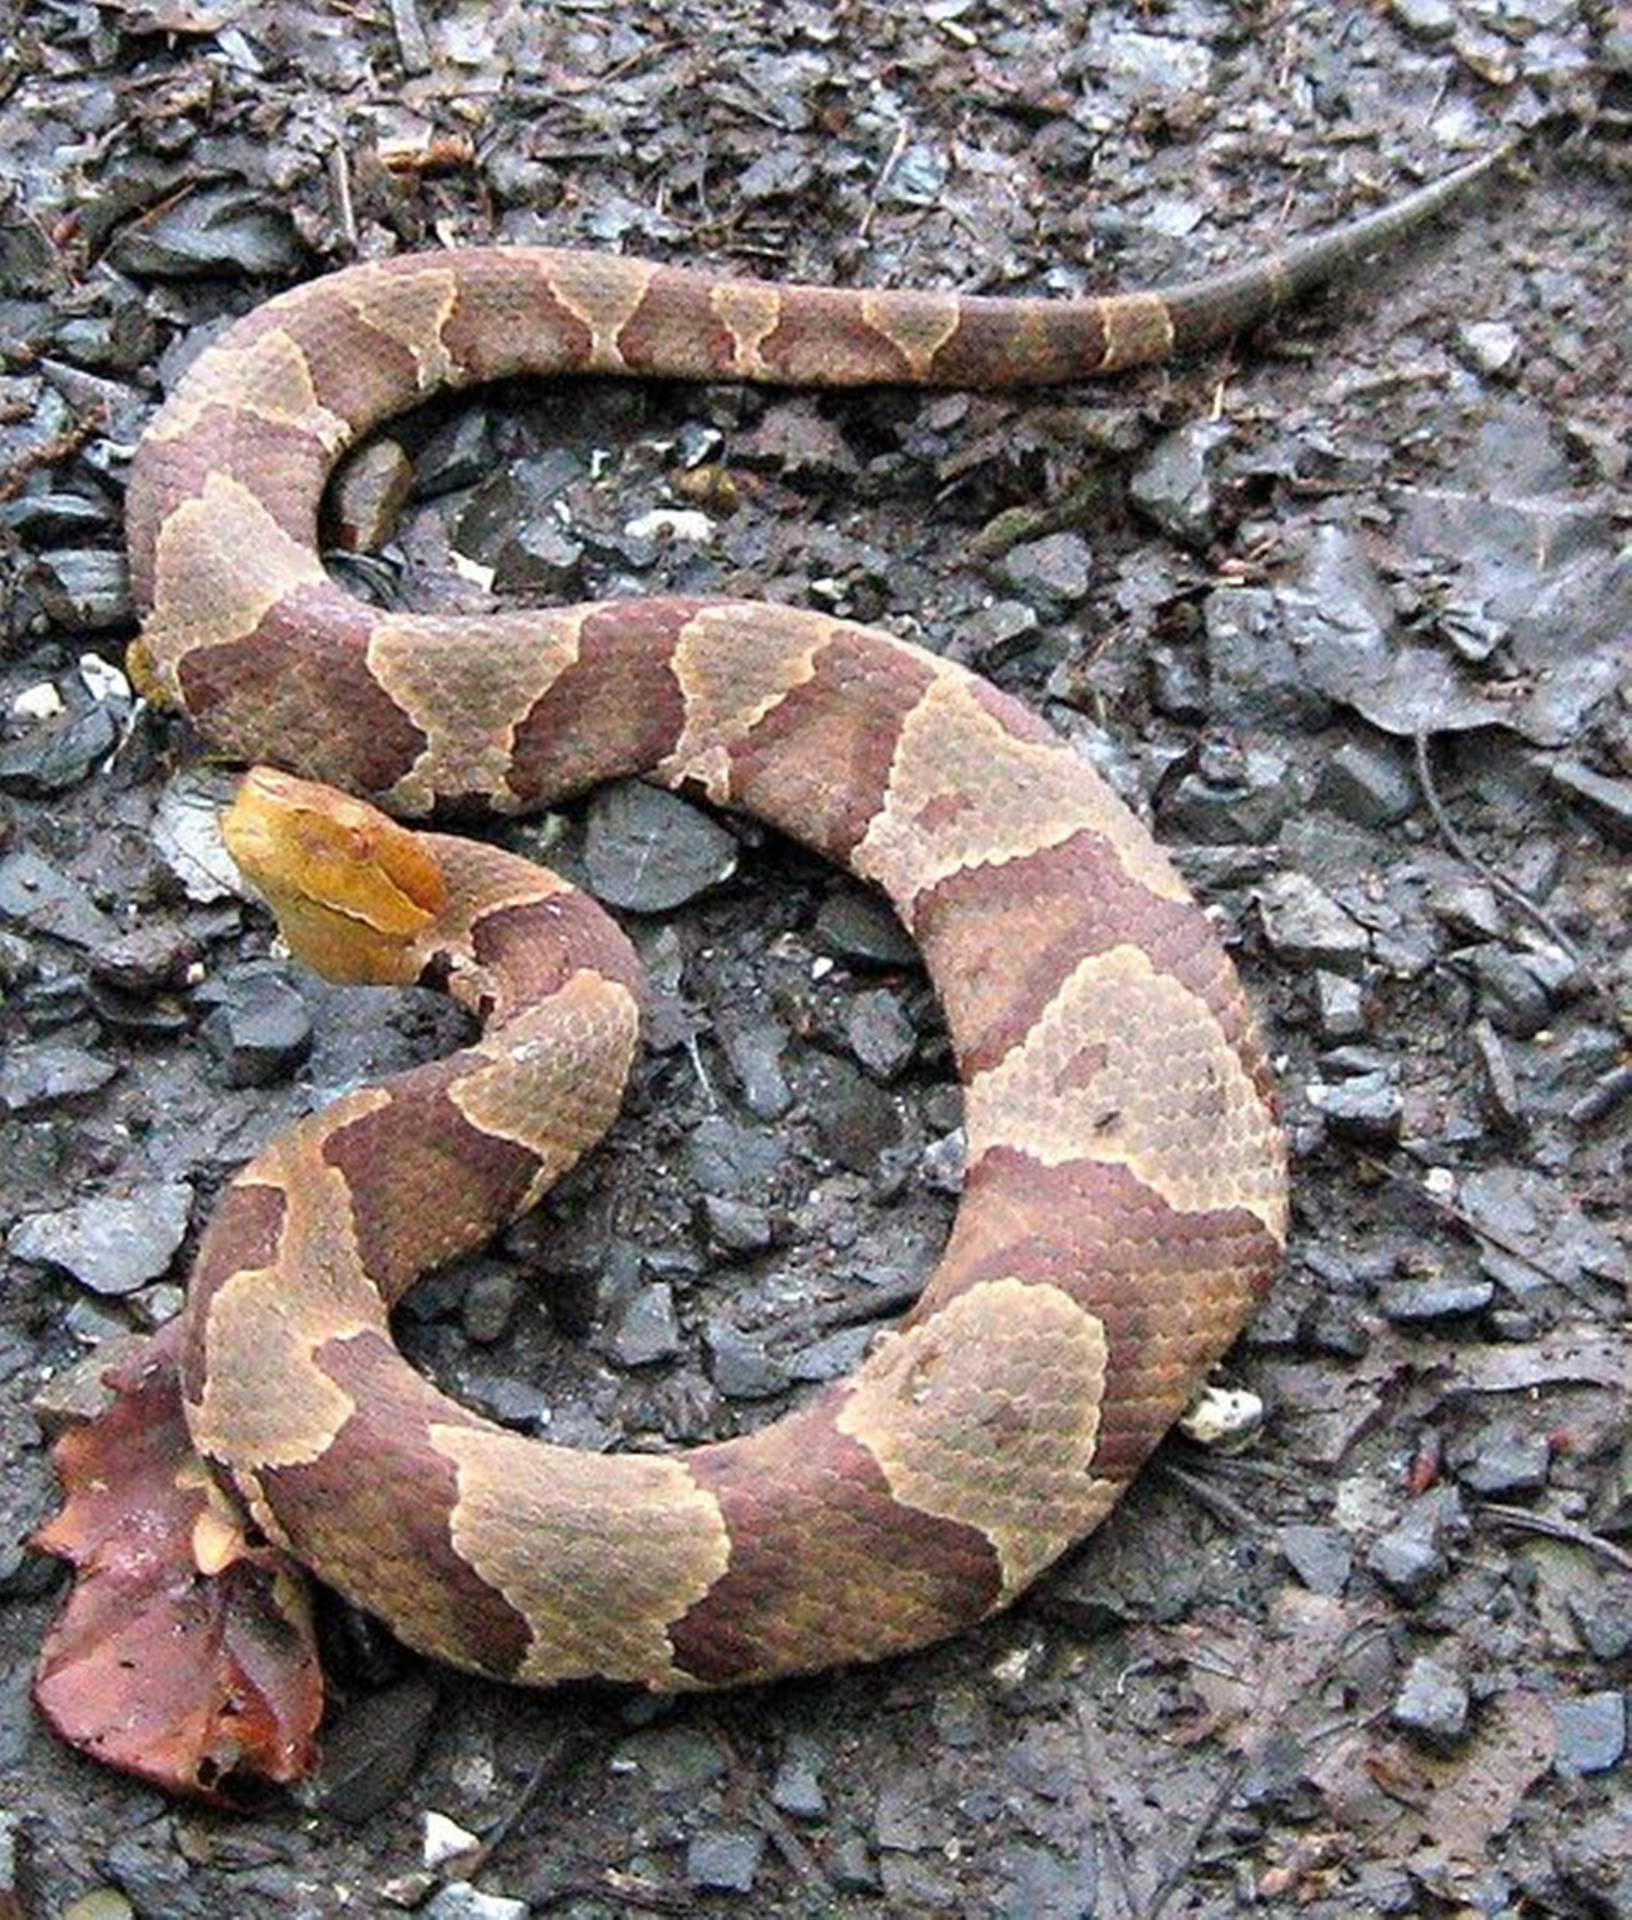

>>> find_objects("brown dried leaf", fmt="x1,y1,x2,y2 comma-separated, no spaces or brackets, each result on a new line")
1306,1691,1554,1900
33,1324,323,1802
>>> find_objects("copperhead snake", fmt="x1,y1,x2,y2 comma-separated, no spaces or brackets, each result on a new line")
113,153,1498,1694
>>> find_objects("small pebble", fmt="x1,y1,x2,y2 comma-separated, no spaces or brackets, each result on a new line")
422,1885,527,1920
1378,1278,1495,1324
685,1827,766,1894
1392,1654,1469,1746
201,972,313,1085
1453,1430,1551,1496
7,1183,191,1296
1279,1523,1353,1596
1552,1691,1627,1776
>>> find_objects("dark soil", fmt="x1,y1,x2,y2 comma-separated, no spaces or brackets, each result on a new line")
1,3,1628,1916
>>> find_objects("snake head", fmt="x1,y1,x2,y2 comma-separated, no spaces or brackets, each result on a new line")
223,766,447,985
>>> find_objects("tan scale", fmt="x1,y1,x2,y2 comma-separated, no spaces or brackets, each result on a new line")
961,943,1288,1238
143,475,330,690
432,1424,732,1685
339,263,461,391
188,1138,391,1473
836,1278,1118,1595
532,254,657,372
708,282,786,379
658,602,830,802
1096,293,1178,372
367,609,588,813
447,977,643,1208
853,668,1193,916
144,326,353,451
859,289,963,378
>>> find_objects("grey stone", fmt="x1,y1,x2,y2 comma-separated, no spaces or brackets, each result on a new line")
201,971,313,1085
998,1839,1097,1920
846,987,918,1081
88,921,198,992
1164,742,1302,844
788,1323,873,1382
829,1828,879,1892
1128,421,1230,547
1316,736,1416,827
875,1763,946,1850
0,847,118,948
1298,1293,1370,1359
1308,1073,1402,1144
1469,1019,1526,1136
686,1115,788,1197
0,1042,117,1112
618,1724,728,1793
0,698,119,795
418,407,498,497
461,1374,549,1429
493,517,585,593
1378,1278,1495,1323
459,1265,523,1343
814,890,916,966
699,1194,774,1255
1453,1429,1551,1496
1257,873,1370,973
1392,1655,1469,1745
770,1737,827,1820
1279,1524,1353,1595
8,1182,191,1295
1552,1691,1627,1775
1550,757,1632,842
965,597,1040,666
1426,874,1504,940
299,1675,439,1823
714,1008,793,1120
1147,644,1208,721
1203,585,1330,728
804,1054,902,1173
1456,945,1568,1039
1314,971,1366,1041
27,547,130,629
105,180,301,278
422,1886,527,1920
685,1826,765,1893
1389,0,1456,39
707,1320,791,1400
1369,1525,1447,1600
920,1127,966,1195
583,779,738,913
1457,321,1522,379
607,1282,681,1367
999,530,1092,611
1573,1593,1632,1662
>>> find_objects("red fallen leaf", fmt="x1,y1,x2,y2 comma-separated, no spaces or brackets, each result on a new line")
32,1321,323,1801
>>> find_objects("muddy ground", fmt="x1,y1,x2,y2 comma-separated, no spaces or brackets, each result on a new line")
1,2,1628,1916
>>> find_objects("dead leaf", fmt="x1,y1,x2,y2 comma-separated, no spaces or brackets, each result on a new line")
32,1323,323,1801
1306,1690,1553,1899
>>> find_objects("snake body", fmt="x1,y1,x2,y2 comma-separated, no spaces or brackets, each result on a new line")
123,156,1497,1689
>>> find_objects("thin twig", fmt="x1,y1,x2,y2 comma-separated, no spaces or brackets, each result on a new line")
1412,731,1582,964
1144,1754,1251,1920
1072,1700,1139,1920
1477,1502,1632,1574
860,122,911,244
1358,1148,1609,1311
445,1726,599,1880
1158,1459,1267,1536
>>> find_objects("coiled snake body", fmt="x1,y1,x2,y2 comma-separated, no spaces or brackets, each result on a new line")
118,156,1496,1691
